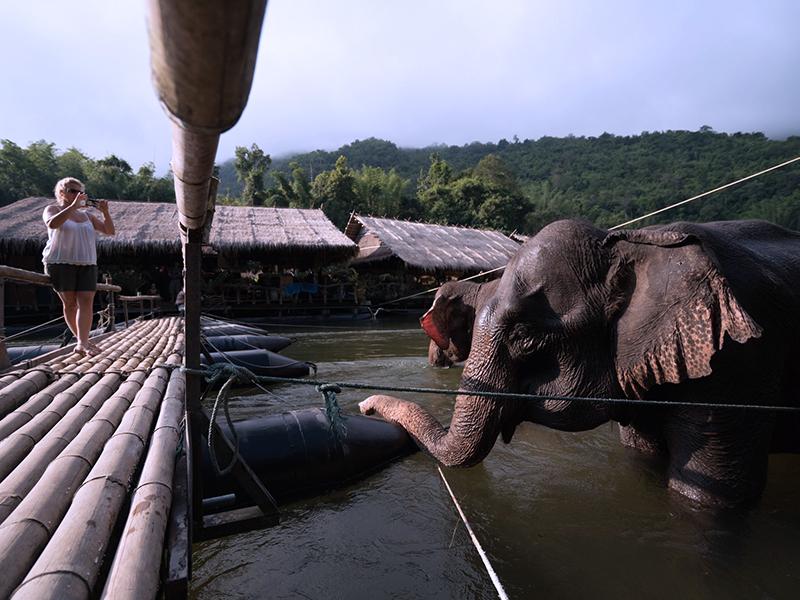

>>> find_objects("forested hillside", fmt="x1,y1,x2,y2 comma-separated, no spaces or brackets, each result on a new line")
218,128,800,232
4,128,799,234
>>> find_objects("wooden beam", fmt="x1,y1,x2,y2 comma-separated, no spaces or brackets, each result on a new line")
0,265,121,293
183,230,203,539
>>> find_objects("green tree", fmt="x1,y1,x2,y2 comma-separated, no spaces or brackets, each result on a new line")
311,155,357,228
268,161,313,208
234,143,271,205
0,140,37,203
84,154,133,199
56,147,89,182
353,166,408,217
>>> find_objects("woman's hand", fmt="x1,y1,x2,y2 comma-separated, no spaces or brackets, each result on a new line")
96,199,110,213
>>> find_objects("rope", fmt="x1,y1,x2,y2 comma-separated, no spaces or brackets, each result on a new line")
438,466,509,600
204,363,255,476
0,315,67,343
609,155,800,230
185,364,350,446
180,366,800,413
375,154,800,303
317,383,347,443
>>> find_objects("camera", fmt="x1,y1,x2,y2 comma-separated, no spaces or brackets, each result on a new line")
85,198,99,208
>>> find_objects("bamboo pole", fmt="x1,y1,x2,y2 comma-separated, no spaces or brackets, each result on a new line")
101,367,186,600
0,367,54,418
13,365,179,600
0,265,121,293
0,374,101,483
0,348,182,599
0,319,183,598
0,370,150,599
0,319,178,498
0,371,22,392
0,374,80,441
0,373,114,516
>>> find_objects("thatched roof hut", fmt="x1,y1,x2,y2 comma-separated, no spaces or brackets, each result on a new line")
0,197,356,268
344,215,521,275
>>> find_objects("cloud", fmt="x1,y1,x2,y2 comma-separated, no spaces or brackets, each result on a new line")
3,0,798,174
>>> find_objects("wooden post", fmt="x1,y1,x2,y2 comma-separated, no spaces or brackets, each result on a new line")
104,274,116,331
183,228,203,537
0,277,5,338
0,277,8,370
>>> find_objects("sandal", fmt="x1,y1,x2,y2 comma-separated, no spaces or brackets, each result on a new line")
74,346,88,357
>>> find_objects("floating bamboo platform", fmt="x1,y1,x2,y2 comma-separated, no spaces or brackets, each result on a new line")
0,316,185,600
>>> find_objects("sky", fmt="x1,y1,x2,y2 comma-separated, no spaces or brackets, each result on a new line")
2,0,798,175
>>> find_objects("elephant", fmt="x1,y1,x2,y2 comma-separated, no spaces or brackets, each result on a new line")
361,219,800,508
424,278,500,367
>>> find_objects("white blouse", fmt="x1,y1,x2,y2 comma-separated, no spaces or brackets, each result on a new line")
42,215,97,265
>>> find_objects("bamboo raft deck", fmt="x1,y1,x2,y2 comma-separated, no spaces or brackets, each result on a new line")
0,316,185,600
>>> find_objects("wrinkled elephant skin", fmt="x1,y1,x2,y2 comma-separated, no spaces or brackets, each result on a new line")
361,219,800,508
421,279,500,367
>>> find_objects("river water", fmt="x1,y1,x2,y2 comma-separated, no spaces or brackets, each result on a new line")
191,318,800,600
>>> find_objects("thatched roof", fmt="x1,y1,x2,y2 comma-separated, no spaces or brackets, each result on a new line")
0,197,357,266
344,214,521,273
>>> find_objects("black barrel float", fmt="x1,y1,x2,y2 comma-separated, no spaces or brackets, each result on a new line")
201,407,418,506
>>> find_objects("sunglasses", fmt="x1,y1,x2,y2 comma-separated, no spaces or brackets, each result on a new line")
66,188,83,195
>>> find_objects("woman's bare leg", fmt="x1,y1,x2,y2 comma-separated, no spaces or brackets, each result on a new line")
57,291,79,340
76,291,97,352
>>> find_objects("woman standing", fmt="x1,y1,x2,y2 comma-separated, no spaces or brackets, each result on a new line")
42,177,115,356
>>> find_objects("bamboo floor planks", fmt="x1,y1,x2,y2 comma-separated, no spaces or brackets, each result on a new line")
0,317,187,600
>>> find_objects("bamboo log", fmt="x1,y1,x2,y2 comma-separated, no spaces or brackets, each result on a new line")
0,319,183,598
0,372,22,391
0,317,181,480
101,368,185,600
0,265,121,293
0,374,80,441
14,366,175,600
0,368,54,418
0,320,175,508
0,364,178,598
0,373,116,517
0,374,99,483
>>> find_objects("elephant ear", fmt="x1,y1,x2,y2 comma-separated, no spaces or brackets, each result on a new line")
604,229,763,398
420,295,450,350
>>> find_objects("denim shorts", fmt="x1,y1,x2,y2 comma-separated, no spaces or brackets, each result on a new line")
45,264,98,292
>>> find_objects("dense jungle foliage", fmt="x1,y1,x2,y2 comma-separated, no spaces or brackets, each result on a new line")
0,139,175,205
4,128,799,234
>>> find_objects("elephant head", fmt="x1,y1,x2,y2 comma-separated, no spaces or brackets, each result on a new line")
421,279,500,367
361,219,768,504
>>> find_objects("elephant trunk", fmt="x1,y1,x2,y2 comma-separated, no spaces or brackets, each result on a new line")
361,342,517,467
428,339,454,367
360,391,506,467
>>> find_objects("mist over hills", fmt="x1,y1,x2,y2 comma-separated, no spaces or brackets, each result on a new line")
215,129,800,231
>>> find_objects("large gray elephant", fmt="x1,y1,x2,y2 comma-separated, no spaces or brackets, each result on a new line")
361,219,800,507
424,279,499,367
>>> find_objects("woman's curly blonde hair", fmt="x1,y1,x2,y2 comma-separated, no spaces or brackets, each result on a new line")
53,177,84,200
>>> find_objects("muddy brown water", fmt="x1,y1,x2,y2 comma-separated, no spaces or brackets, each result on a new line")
191,318,800,599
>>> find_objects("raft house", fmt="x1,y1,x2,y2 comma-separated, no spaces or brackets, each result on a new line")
344,214,521,310
0,2,356,598
0,197,359,328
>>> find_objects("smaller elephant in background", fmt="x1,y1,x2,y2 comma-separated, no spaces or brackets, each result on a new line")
422,279,500,367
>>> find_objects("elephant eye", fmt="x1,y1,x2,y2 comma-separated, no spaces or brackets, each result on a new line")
507,322,546,356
